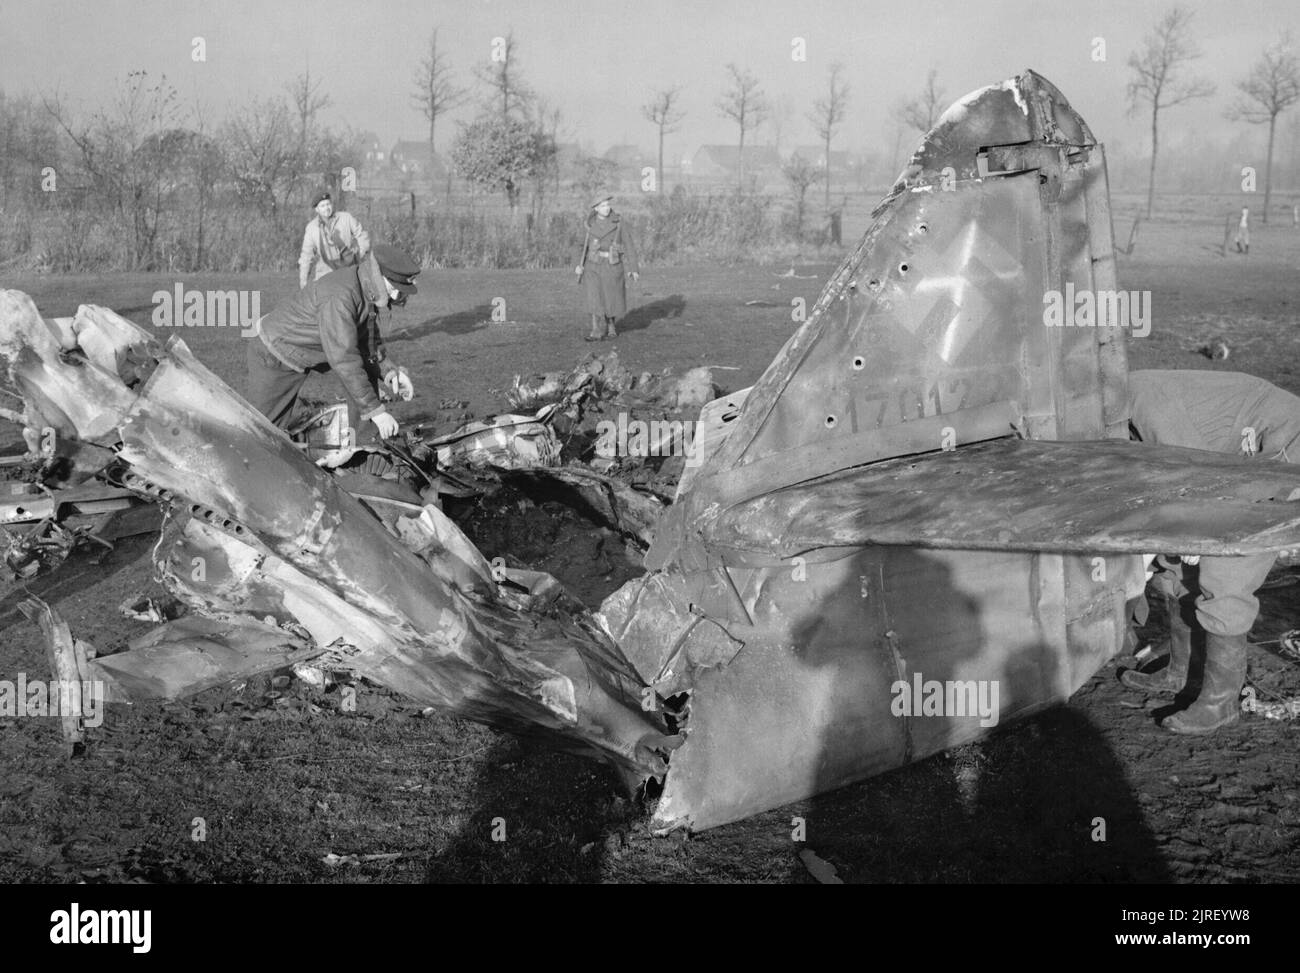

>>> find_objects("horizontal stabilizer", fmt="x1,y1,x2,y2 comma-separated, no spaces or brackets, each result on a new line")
710,438,1300,558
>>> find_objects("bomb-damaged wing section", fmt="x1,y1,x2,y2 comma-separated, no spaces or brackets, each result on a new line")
706,438,1300,560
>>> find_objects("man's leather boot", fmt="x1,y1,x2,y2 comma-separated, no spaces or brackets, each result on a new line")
1120,594,1191,694
1161,631,1247,734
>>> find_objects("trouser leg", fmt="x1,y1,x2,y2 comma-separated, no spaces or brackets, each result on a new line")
340,363,385,446
1194,553,1275,637
1120,590,1192,694
246,341,308,430
1158,554,1272,734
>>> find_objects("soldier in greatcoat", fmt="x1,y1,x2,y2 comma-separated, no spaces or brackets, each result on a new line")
574,195,640,341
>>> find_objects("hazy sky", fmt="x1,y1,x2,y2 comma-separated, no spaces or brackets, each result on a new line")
2,0,1297,162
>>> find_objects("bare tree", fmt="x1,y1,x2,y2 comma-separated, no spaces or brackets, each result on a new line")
43,71,184,267
782,155,822,240
1126,6,1215,218
1227,33,1300,223
641,85,685,193
527,97,563,224
221,96,298,218
411,28,467,176
809,62,850,209
717,64,770,191
287,68,331,155
189,96,224,268
767,95,793,159
893,69,946,134
474,29,534,122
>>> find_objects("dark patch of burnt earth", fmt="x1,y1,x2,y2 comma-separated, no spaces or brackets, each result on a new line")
450,489,645,609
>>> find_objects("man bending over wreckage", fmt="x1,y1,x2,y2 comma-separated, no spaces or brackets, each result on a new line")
1121,369,1300,734
248,244,421,442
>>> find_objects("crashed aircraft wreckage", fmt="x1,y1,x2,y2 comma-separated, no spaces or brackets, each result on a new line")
6,69,1300,831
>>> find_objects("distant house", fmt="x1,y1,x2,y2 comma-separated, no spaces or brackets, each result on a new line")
602,144,648,168
555,141,583,166
686,144,782,184
388,141,446,178
789,144,851,171
359,132,385,167
553,141,583,181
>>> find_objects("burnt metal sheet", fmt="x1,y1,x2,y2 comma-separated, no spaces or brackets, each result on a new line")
90,615,323,700
0,289,674,781
709,438,1300,558
647,544,1130,831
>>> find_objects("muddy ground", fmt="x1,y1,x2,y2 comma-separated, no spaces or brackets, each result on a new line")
1,219,1299,883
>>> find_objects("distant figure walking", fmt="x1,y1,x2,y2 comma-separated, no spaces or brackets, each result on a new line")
299,191,371,288
1233,206,1250,255
574,195,639,341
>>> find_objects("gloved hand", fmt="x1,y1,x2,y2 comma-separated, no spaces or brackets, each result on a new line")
384,367,414,402
574,265,583,276
371,410,399,439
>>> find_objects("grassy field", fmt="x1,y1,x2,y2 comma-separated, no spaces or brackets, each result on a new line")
1,213,1299,884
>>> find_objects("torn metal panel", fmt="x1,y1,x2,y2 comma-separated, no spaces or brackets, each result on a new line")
91,615,322,701
18,598,97,749
673,387,750,501
0,288,673,781
646,544,1136,832
429,407,562,469
596,571,745,697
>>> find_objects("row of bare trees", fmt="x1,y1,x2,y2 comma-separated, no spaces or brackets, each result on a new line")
0,69,363,271
1126,7,1298,221
879,9,1299,223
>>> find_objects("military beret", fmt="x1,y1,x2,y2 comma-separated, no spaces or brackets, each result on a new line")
373,244,421,296
310,190,332,208
591,194,613,210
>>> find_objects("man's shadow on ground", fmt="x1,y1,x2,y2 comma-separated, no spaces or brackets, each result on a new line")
390,305,494,342
618,295,687,334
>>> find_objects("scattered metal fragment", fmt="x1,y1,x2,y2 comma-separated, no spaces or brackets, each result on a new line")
17,598,96,751
798,848,844,885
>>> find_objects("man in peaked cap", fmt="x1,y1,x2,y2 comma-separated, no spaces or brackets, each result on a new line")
248,243,421,443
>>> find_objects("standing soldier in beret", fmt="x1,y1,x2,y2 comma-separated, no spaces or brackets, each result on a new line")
299,190,372,289
574,195,639,341
249,243,420,443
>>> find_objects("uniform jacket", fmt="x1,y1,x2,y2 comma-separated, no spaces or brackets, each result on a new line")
1128,369,1300,461
259,262,393,420
299,211,371,288
578,213,639,273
